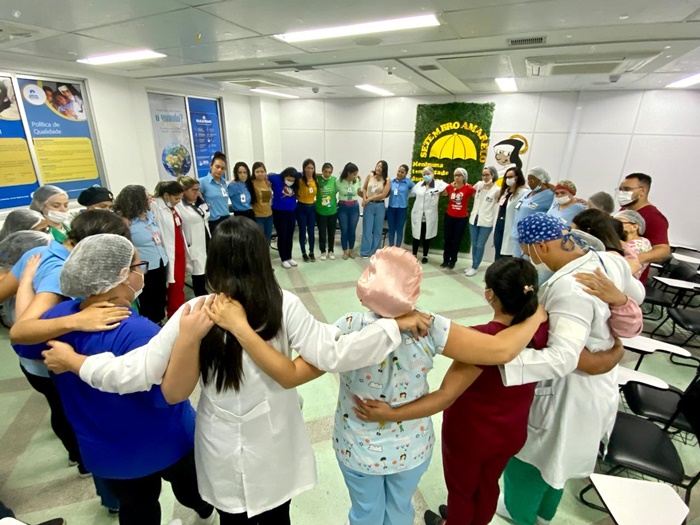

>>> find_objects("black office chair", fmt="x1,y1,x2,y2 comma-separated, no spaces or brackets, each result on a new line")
643,263,698,321
580,378,700,523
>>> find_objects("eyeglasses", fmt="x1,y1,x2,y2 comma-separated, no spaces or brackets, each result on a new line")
130,261,149,274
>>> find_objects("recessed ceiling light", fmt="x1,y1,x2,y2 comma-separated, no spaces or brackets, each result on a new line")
666,55,672,58
274,14,440,43
77,49,166,65
566,35,572,39
250,88,299,99
619,15,630,20
666,73,700,89
664,45,672,49
495,77,518,92
356,84,394,96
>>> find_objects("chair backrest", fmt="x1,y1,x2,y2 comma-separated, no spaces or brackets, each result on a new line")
669,262,697,282
677,375,700,438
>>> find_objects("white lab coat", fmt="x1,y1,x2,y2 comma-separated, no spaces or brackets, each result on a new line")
410,180,449,239
499,186,527,256
78,292,402,516
469,182,500,227
176,201,210,276
501,250,644,489
151,198,189,284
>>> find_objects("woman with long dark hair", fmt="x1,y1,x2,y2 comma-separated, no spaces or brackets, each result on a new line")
177,175,210,297
494,167,527,259
40,217,437,524
337,162,362,259
360,160,390,258
228,161,256,221
199,152,230,233
269,167,300,268
251,161,274,244
297,158,318,262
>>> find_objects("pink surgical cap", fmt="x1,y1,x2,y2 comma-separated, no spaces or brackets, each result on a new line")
356,246,422,318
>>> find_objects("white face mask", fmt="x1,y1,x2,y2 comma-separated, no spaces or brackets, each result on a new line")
555,195,571,205
284,180,294,187
127,271,145,300
617,190,636,206
505,178,516,187
527,244,552,275
45,210,70,224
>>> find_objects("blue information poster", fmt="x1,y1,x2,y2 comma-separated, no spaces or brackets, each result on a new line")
187,97,223,179
18,77,101,200
0,76,38,209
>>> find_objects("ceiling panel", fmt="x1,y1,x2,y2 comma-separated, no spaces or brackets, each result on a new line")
438,55,514,80
200,0,436,36
324,64,411,86
8,33,133,62
77,8,256,50
0,0,185,33
109,55,203,71
443,0,700,39
275,69,357,86
161,36,305,62
656,46,700,73
435,0,543,11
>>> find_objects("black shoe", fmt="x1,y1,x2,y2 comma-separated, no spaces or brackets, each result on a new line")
421,256,428,264
108,507,119,515
424,509,444,525
37,519,66,525
439,504,448,519
309,253,316,262
77,463,92,478
302,253,310,262
447,262,455,269
440,262,447,268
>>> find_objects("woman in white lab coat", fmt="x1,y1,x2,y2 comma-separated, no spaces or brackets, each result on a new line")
496,213,644,525
151,181,189,318
410,167,449,263
176,175,210,297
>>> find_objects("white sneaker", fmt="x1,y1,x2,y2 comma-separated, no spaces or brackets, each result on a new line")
282,261,291,269
167,520,184,525
320,252,327,261
193,510,217,525
329,252,336,260
464,267,478,277
288,259,298,266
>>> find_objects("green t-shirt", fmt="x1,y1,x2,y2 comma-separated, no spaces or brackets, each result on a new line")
316,176,338,216
337,178,361,202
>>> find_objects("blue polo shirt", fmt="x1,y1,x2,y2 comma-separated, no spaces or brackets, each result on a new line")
269,174,298,211
130,212,168,269
388,178,415,209
227,181,252,212
199,174,230,220
13,300,196,479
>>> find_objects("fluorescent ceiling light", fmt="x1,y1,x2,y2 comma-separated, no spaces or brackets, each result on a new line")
355,84,395,96
666,73,700,89
250,88,299,99
274,14,440,43
77,49,166,65
495,77,518,92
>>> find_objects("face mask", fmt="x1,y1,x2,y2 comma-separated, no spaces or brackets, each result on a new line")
45,210,70,224
555,195,571,205
531,184,542,192
423,175,432,183
506,178,516,187
284,180,294,187
617,190,637,206
528,244,553,277
127,272,144,300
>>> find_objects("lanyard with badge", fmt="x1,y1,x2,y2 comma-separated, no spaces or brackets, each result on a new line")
145,219,162,245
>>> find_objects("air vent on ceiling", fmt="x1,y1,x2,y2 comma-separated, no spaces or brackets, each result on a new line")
274,60,298,66
526,52,659,76
225,78,291,88
418,64,440,71
0,22,35,44
507,36,546,47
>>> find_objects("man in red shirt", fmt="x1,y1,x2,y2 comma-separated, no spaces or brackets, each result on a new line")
617,173,670,283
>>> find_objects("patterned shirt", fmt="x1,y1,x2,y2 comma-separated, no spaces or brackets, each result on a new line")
333,311,450,475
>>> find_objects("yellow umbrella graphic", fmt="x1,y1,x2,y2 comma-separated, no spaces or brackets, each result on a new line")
429,133,477,160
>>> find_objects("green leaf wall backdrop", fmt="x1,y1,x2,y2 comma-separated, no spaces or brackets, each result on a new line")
404,102,496,253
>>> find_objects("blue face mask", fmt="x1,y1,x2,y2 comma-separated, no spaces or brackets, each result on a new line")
531,184,542,192
423,175,432,183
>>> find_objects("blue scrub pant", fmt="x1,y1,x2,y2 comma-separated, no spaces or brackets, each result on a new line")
386,207,408,247
337,457,431,525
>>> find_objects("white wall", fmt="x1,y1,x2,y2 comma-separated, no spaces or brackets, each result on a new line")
277,90,700,246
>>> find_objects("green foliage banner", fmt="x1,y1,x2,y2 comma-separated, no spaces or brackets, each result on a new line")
405,102,496,253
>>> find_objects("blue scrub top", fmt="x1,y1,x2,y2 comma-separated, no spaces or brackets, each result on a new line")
547,201,588,227
199,174,230,220
227,181,253,212
13,300,196,480
130,212,168,269
388,178,415,209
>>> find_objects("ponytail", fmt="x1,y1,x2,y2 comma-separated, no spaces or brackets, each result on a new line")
484,258,539,325
154,180,184,198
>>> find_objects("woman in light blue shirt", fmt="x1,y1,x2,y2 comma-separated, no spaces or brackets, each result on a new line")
199,151,230,232
386,164,414,247
114,185,169,325
228,161,255,221
510,167,554,257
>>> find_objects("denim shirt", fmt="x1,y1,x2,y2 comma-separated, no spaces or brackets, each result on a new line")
388,178,415,209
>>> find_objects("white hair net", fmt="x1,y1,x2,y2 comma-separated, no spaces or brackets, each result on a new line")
422,166,434,176
29,185,68,213
60,234,135,298
0,210,44,240
0,231,51,272
454,167,468,179
528,166,550,184
614,210,646,235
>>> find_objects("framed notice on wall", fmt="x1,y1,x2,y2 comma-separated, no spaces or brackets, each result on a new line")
148,93,194,181
0,76,39,208
187,97,223,179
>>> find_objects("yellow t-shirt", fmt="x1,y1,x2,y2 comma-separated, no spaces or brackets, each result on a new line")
297,178,317,205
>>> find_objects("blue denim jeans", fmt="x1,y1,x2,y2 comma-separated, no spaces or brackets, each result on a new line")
338,202,360,250
469,224,493,269
256,215,273,245
360,202,386,256
296,203,316,255
386,207,408,247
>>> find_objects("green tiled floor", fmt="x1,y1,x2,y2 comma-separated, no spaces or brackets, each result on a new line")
1,243,699,525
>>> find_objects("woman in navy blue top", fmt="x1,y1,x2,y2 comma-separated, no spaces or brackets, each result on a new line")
269,167,299,269
13,234,214,525
228,161,255,221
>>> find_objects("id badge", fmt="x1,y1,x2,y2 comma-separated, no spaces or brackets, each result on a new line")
309,187,314,194
174,216,181,227
220,186,227,197
515,201,523,210
240,194,247,203
152,231,162,245
499,196,507,206
393,188,399,196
